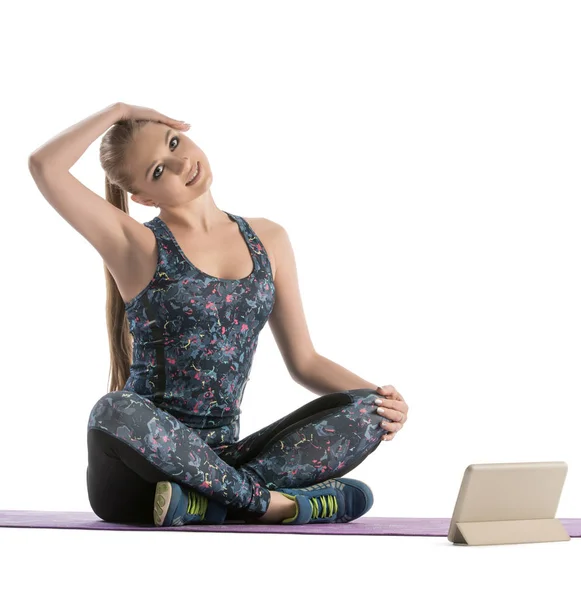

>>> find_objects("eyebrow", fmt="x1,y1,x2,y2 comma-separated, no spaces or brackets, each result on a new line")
145,128,172,180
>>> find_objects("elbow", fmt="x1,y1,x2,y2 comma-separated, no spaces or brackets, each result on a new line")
28,154,46,173
290,368,304,385
291,350,319,384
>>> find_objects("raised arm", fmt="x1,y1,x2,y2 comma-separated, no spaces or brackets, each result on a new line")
27,103,139,274
29,102,124,170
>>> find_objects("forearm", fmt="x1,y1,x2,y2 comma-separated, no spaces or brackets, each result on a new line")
28,102,125,171
294,353,378,396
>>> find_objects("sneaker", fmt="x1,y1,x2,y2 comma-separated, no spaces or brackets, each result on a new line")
275,477,374,524
153,481,228,527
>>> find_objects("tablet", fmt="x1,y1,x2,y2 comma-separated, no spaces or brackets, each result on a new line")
447,461,569,546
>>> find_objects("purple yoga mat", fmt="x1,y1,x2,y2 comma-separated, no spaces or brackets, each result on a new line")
1,510,580,536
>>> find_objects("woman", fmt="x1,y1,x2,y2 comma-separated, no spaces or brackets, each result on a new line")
28,102,409,527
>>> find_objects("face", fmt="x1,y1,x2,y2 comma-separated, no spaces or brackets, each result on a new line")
126,121,212,208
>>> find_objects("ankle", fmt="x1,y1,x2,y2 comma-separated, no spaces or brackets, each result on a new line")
255,490,297,523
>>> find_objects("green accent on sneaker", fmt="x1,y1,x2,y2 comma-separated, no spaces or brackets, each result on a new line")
153,481,172,527
310,494,338,519
187,490,208,519
280,493,299,523
280,492,339,523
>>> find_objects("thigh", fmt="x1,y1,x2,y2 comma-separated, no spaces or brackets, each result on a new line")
87,390,212,482
86,390,272,519
218,387,387,490
214,389,357,467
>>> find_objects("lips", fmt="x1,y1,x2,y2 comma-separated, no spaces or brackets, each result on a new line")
185,162,200,186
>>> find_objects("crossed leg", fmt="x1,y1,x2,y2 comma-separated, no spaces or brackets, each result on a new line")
86,388,388,525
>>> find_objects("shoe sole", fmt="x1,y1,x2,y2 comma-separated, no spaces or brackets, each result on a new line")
153,481,173,527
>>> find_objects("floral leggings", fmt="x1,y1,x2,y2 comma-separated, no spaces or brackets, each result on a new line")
86,387,389,525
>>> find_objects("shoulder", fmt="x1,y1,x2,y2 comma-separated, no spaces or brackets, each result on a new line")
245,216,282,231
244,217,288,280
245,217,287,244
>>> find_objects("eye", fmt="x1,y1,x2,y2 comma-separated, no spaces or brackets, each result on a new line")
152,135,180,181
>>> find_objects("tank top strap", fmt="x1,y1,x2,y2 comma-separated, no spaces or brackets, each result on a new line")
224,212,274,281
142,217,183,273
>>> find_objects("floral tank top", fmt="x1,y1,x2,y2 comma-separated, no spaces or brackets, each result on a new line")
122,211,276,446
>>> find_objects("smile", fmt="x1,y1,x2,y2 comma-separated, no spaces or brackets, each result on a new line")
186,162,201,186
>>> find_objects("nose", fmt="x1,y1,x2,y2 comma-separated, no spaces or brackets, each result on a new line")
175,157,190,177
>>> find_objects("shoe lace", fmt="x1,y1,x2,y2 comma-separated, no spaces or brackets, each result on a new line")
309,494,338,520
186,490,208,519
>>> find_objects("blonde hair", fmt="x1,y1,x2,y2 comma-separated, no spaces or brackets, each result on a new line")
99,118,151,393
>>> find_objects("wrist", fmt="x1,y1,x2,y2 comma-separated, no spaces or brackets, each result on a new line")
111,102,127,121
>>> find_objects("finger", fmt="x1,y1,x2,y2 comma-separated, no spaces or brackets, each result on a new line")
382,388,404,403
170,119,190,129
377,386,395,396
156,112,190,129
386,390,405,406
377,399,406,414
383,408,405,422
380,420,401,433
391,398,407,414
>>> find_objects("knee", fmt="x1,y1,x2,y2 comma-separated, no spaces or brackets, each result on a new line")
87,482,124,524
346,388,381,404
87,390,139,431
347,388,391,426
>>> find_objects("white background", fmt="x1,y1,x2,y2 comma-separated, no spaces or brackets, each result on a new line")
1,0,579,597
